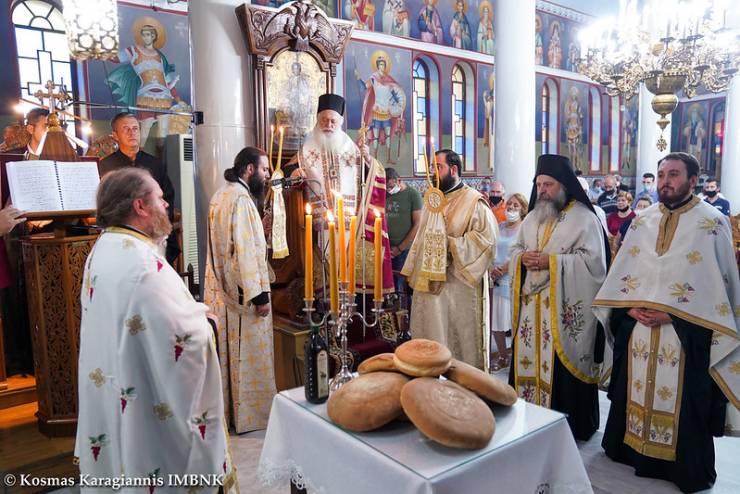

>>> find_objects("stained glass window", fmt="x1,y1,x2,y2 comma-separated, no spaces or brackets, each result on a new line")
412,59,430,175
451,65,465,163
12,1,77,135
541,83,550,154
709,102,725,176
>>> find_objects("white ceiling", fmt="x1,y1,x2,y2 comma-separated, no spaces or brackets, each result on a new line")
544,0,622,18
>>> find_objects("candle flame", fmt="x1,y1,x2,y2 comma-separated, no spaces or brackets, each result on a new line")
331,190,342,198
327,210,334,222
305,203,312,215
280,126,284,133
271,124,274,131
373,207,381,218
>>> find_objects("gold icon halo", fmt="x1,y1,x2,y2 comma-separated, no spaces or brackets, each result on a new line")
370,50,392,73
133,16,167,50
488,72,495,90
478,0,492,18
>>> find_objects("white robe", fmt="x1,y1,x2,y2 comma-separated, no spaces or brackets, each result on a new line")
204,182,277,434
76,227,236,493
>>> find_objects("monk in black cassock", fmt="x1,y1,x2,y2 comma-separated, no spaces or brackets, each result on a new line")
593,152,740,493
509,154,610,441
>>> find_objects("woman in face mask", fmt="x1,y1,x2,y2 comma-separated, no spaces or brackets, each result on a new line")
606,191,635,237
489,193,528,371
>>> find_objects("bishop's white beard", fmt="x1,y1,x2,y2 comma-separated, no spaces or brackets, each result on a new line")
309,125,346,155
531,187,567,224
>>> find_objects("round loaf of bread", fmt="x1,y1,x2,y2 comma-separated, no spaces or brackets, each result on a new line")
444,359,518,406
357,353,396,374
393,339,452,377
400,377,494,449
327,372,409,431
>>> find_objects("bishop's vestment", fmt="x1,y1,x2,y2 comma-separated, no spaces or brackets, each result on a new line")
204,181,277,433
76,227,236,493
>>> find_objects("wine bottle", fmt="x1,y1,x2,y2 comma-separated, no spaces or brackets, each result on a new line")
304,324,329,403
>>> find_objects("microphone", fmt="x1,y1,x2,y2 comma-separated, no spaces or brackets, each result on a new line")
271,176,304,188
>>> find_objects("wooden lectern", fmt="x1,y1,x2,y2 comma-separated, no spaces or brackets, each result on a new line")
1,151,100,437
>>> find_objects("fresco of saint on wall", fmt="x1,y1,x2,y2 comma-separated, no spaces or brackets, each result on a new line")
477,1,495,55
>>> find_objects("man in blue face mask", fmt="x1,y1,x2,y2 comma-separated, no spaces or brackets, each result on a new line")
632,172,658,208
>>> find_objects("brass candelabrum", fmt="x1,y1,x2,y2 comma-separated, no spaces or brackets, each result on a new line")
303,281,384,393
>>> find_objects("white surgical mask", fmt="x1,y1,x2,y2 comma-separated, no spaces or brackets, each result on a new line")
505,210,520,223
388,185,401,195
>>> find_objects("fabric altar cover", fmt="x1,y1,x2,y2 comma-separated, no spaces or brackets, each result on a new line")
258,387,593,494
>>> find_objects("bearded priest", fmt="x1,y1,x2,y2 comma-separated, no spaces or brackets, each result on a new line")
401,149,498,371
287,93,393,298
592,152,740,493
508,154,610,441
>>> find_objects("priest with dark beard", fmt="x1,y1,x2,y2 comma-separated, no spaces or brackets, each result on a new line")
203,146,277,433
508,154,610,441
593,152,740,492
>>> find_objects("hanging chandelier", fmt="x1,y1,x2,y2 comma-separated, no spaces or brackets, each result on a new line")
62,0,119,60
577,0,740,150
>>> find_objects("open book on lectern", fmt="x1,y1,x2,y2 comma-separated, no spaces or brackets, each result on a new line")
5,160,100,213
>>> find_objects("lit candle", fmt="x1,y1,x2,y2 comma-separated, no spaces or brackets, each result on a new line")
328,211,339,314
276,126,285,172
431,137,439,187
423,141,432,187
304,204,313,300
373,208,382,302
348,215,357,295
336,193,347,282
268,124,274,170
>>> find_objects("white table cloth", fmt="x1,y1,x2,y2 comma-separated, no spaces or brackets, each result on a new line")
258,386,592,494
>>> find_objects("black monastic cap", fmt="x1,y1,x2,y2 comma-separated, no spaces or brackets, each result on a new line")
317,93,345,116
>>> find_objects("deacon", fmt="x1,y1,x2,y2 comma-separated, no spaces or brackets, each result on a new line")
204,147,277,433
4,108,49,158
593,152,740,493
401,149,497,371
76,168,236,491
509,154,609,441
287,93,393,296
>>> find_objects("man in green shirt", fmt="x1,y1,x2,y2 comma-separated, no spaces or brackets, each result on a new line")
385,168,422,303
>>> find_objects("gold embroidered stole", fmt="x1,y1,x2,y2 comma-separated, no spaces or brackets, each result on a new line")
625,322,685,460
270,169,289,259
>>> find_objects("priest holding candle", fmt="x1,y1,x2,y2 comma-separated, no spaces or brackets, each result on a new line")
402,148,498,372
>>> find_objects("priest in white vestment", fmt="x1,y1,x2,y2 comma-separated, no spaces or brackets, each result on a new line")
509,154,610,441
401,149,497,371
76,168,236,492
593,152,740,492
204,147,277,434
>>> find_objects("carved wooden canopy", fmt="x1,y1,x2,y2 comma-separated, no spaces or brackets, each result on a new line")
236,0,354,71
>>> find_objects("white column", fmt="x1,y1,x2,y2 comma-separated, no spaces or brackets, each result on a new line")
720,77,740,213
636,83,670,184
189,0,255,281
494,0,535,197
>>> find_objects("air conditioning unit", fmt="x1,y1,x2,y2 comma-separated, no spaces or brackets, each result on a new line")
166,134,199,284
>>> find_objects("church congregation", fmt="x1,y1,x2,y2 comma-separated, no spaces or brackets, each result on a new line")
0,1,739,493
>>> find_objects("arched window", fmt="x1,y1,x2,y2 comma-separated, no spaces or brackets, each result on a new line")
12,1,77,134
412,56,440,176
589,87,601,172
708,101,725,176
451,65,465,160
451,63,475,172
412,59,430,175
541,83,550,153
541,79,558,154
609,96,620,172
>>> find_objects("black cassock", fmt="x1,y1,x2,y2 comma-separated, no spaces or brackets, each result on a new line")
508,347,601,442
602,308,728,493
